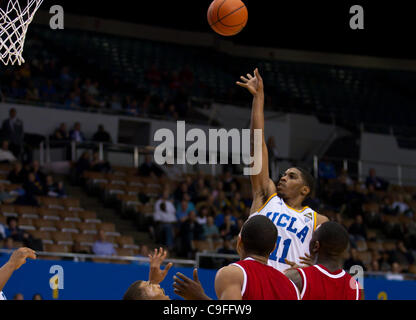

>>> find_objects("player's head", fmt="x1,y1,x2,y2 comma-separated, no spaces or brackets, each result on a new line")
123,280,170,300
237,215,277,259
277,167,315,202
309,221,350,263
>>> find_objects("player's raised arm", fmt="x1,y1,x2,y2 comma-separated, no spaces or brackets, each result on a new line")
237,68,276,213
214,265,244,300
0,247,36,292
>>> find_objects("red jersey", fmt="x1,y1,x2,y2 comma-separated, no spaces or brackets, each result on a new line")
231,258,300,300
296,264,361,300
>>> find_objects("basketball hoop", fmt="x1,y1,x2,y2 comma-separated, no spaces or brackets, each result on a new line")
0,0,44,66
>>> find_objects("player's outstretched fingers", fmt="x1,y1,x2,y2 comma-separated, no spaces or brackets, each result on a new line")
240,75,249,82
175,272,192,283
163,262,173,275
193,268,200,283
284,258,298,268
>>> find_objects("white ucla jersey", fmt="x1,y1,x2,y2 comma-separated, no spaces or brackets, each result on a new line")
252,193,318,272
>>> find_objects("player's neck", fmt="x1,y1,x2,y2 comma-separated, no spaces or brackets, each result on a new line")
244,254,268,265
284,197,304,211
316,256,343,272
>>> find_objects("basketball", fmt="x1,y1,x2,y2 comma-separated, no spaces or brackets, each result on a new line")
207,0,248,36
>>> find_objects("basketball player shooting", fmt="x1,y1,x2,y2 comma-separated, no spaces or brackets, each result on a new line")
236,68,329,272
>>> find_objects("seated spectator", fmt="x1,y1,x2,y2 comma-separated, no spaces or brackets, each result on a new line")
44,175,66,198
390,241,415,268
25,81,40,102
219,214,239,240
203,216,220,242
214,206,236,229
381,195,396,215
386,262,405,281
90,151,112,173
338,168,354,187
7,161,27,184
173,182,189,204
213,191,231,211
366,168,389,191
92,124,112,143
64,91,81,109
318,158,337,180
0,140,16,163
0,184,17,204
22,231,43,251
92,230,116,256
211,181,224,200
30,160,46,186
196,206,209,226
348,214,367,246
177,211,204,258
392,194,412,216
69,122,86,143
177,193,195,214
153,192,177,251
5,217,24,242
2,237,15,250
230,192,246,214
108,94,122,111
51,123,70,141
0,222,6,240
343,248,366,271
133,244,150,266
32,293,43,300
378,251,392,272
72,241,90,255
195,194,217,217
75,151,91,178
13,293,24,300
222,171,237,192
216,238,238,267
138,154,165,177
40,80,57,101
18,172,43,206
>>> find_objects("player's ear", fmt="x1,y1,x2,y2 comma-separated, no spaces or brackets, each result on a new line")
311,240,320,254
301,185,310,197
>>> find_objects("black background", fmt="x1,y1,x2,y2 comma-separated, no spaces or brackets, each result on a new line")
37,0,415,59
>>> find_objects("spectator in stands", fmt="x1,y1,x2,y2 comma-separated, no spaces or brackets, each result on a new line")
203,216,220,242
214,206,237,230
178,210,204,258
32,293,43,300
44,175,66,198
5,217,24,242
378,251,392,272
348,215,367,247
153,191,177,251
25,81,40,103
69,122,86,143
381,195,396,216
222,171,237,193
138,154,164,177
51,123,70,141
7,162,27,184
179,193,195,213
390,241,415,267
318,157,337,181
343,248,366,271
0,140,16,163
64,91,81,109
72,241,90,255
2,237,14,250
75,151,91,179
1,108,24,159
214,191,231,212
92,124,112,143
392,193,412,216
90,151,112,173
386,262,404,281
40,80,57,102
22,231,43,252
219,214,239,240
230,192,246,214
30,160,46,186
19,172,43,206
0,184,17,204
13,293,24,300
216,238,238,267
176,199,191,225
366,168,389,191
173,182,189,204
108,94,123,111
195,194,217,217
0,222,5,241
92,229,116,256
134,244,150,266
211,180,224,200
196,206,209,226
338,168,354,187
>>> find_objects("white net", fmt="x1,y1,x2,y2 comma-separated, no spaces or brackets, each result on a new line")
0,0,43,66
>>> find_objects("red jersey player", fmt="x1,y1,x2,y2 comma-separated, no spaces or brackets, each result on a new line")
173,215,300,300
285,221,364,300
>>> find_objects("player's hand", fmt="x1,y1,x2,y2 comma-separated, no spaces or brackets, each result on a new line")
173,269,211,300
148,247,173,284
7,247,36,271
236,68,264,97
299,253,314,267
284,259,302,270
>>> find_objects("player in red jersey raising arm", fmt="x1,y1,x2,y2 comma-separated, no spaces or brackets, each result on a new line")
284,221,364,300
173,215,300,300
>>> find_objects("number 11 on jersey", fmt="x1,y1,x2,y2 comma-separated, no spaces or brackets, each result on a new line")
269,237,292,263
